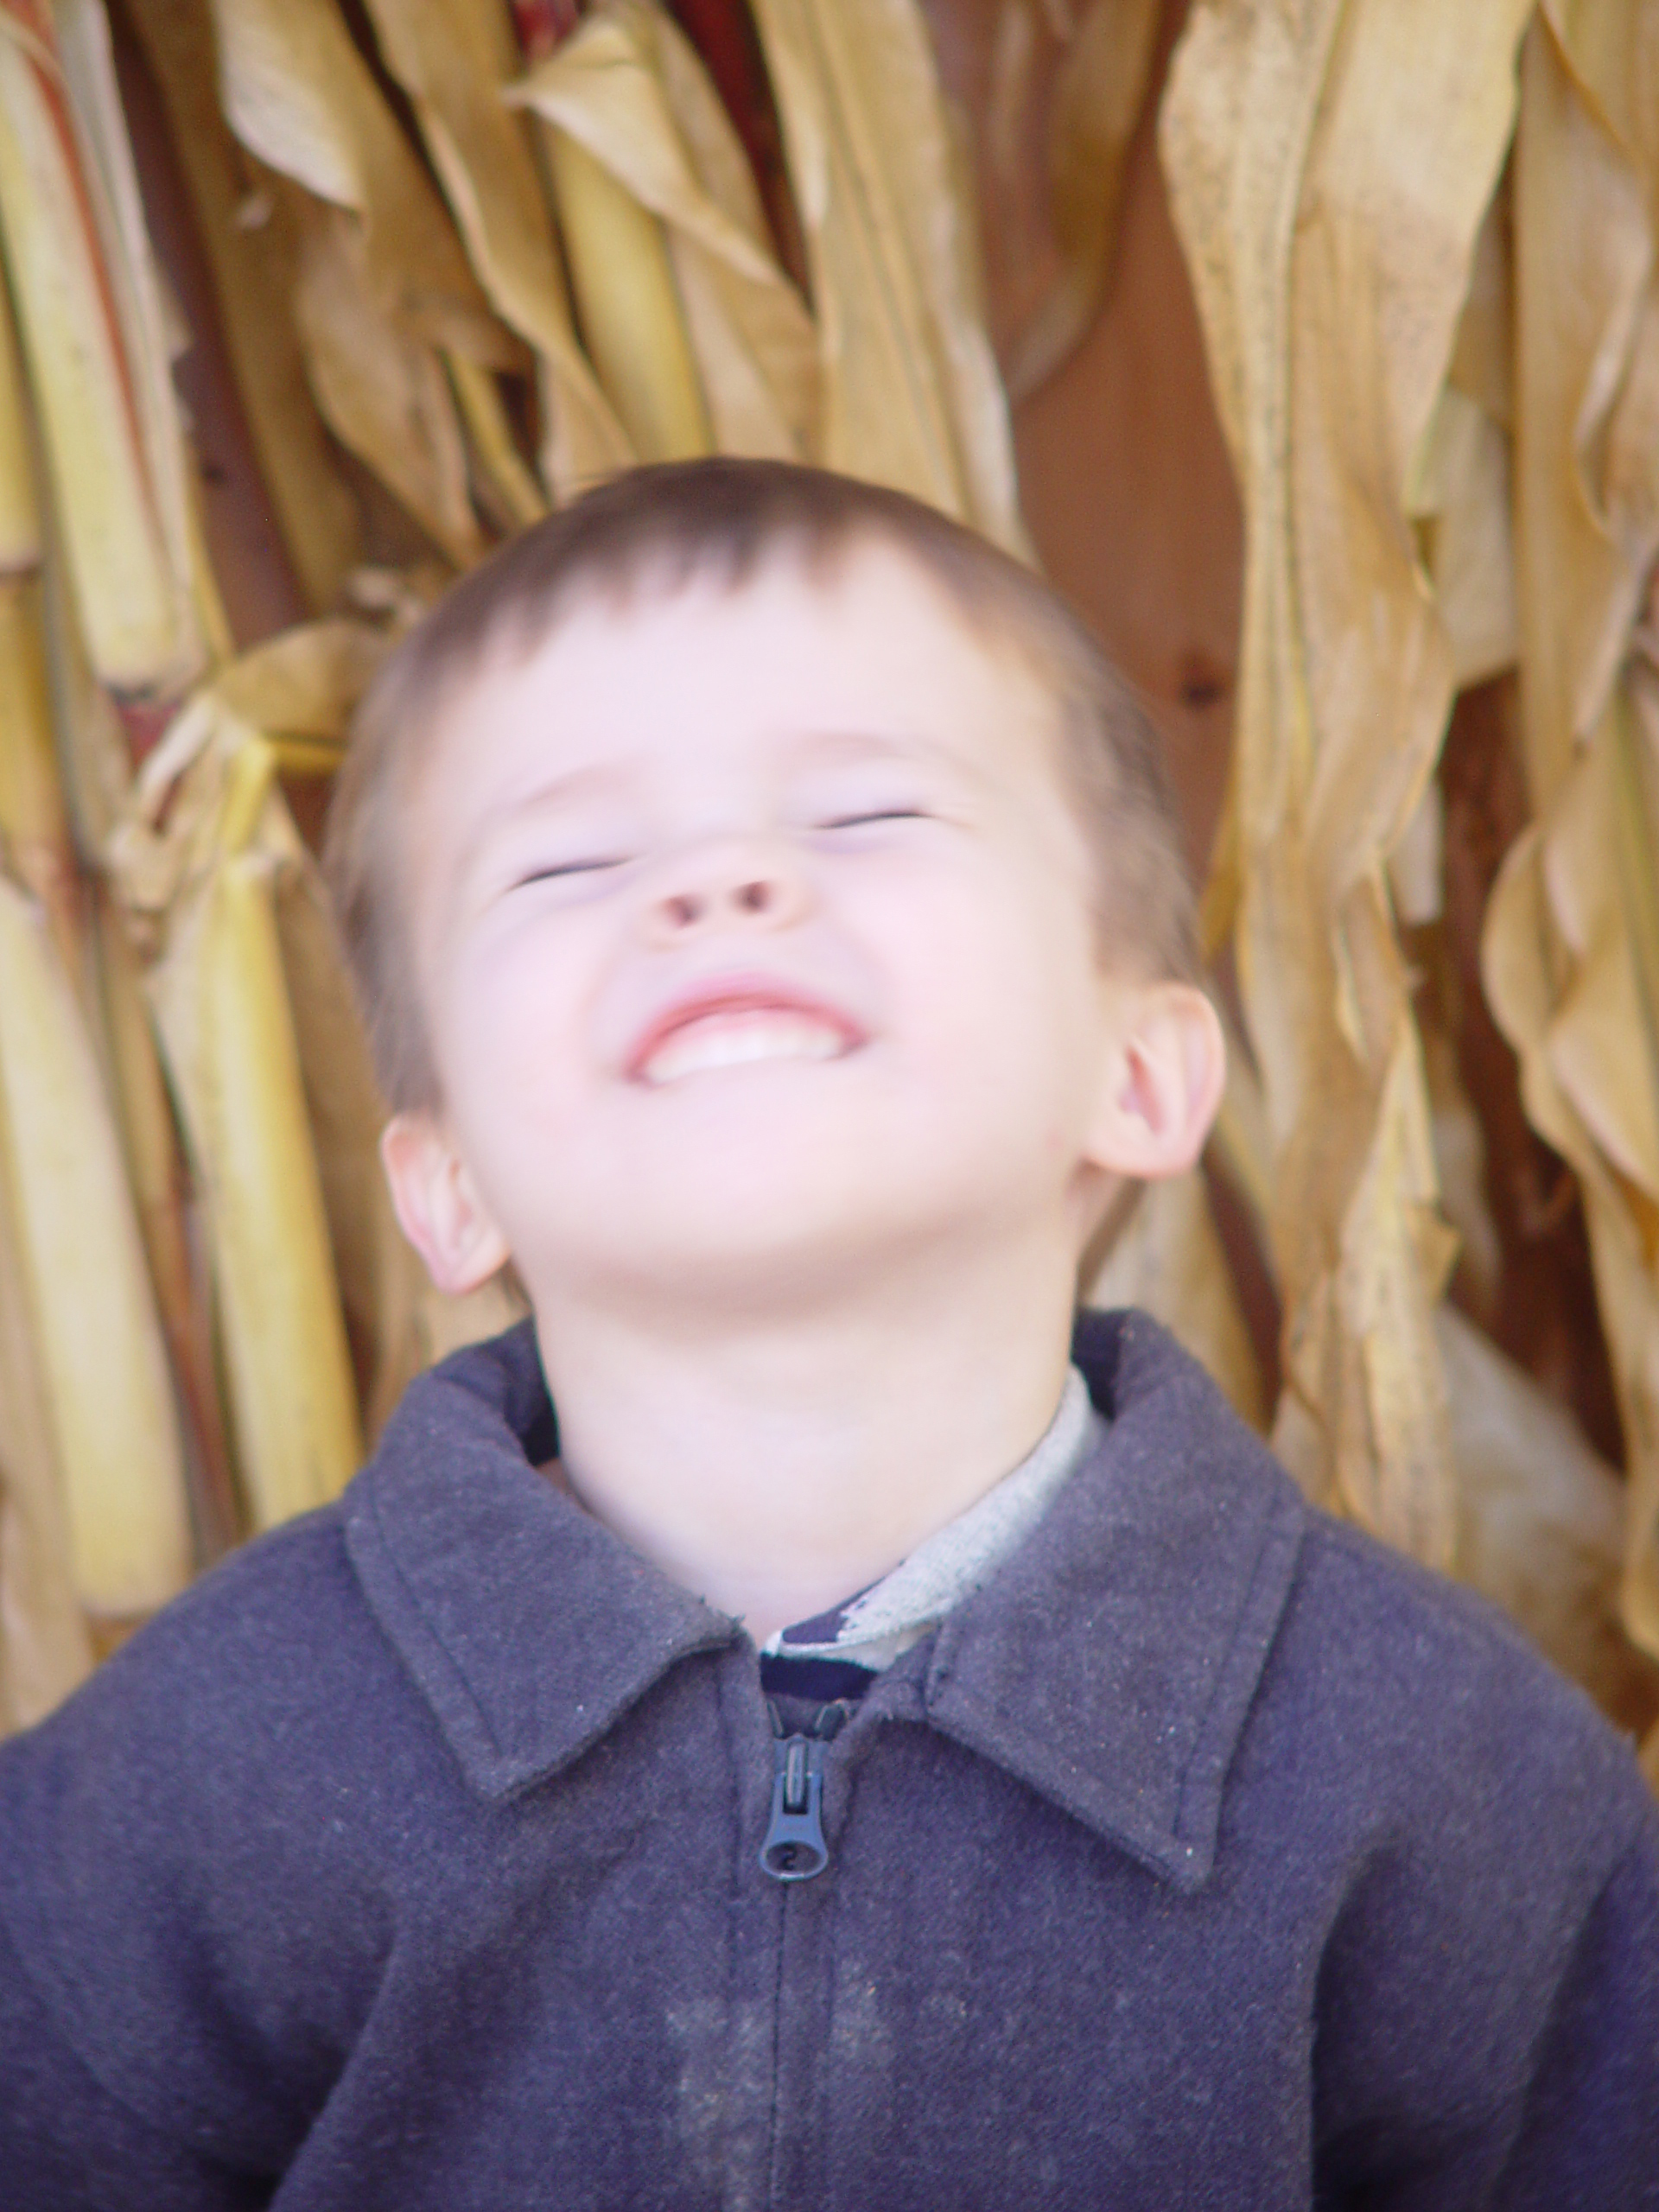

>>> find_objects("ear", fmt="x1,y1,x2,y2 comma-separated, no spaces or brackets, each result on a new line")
379,1110,512,1296
1084,982,1226,1183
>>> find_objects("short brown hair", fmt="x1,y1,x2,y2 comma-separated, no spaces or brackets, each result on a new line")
324,459,1198,1113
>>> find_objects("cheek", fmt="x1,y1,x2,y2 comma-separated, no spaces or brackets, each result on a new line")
431,920,592,1127
876,874,1101,1137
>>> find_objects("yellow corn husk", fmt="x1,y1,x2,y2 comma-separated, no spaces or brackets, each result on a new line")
0,1153,92,1728
294,202,486,568
0,573,80,982
0,0,203,696
264,817,526,1443
0,868,192,1614
1004,0,1160,404
209,0,517,564
510,2,817,463
144,731,362,1528
750,0,1024,551
448,352,549,533
124,0,360,613
351,0,629,496
545,121,713,464
1162,0,1530,1565
208,0,505,359
93,885,241,1560
0,266,38,572
1477,4,1659,1664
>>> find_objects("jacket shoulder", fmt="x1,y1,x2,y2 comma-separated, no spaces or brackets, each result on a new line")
0,1504,442,2165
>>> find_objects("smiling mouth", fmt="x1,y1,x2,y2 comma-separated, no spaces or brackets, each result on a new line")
637,1005,858,1087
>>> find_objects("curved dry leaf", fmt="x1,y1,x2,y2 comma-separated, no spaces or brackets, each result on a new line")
0,1160,92,1728
354,0,629,496
296,205,486,567
209,616,389,740
124,0,359,612
0,0,203,694
1513,16,1650,807
512,3,817,461
1004,0,1159,403
752,0,1024,550
210,0,501,352
1166,0,1527,1568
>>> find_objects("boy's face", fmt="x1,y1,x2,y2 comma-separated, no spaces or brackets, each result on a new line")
389,537,1174,1316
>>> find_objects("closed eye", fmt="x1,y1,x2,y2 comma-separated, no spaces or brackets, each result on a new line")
512,855,630,887
818,809,928,829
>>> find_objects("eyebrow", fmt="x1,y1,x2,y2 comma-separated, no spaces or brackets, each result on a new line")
454,761,633,874
779,729,970,777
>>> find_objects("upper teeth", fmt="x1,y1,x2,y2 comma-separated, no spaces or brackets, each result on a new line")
642,1009,849,1085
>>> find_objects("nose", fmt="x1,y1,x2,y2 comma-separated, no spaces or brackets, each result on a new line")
642,837,810,944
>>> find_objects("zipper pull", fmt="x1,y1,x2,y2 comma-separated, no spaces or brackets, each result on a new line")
760,1732,830,1883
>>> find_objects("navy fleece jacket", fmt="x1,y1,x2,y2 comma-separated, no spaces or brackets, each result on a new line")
2,1309,1656,2209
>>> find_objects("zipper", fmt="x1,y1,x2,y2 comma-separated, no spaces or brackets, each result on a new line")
759,1700,846,1882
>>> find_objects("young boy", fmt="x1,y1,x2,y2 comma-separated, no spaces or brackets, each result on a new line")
2,460,1656,2209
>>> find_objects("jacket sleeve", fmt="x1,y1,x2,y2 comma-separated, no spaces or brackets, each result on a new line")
0,1516,393,2209
1494,1819,1659,2209
1311,1707,1659,2211
0,1903,268,2212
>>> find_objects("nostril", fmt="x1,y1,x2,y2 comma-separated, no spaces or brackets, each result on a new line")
664,891,703,928
735,880,771,913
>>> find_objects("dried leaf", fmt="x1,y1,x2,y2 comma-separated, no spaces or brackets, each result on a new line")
295,204,486,566
0,1159,92,1729
353,0,629,494
512,2,817,461
1004,0,1159,402
1164,0,1530,1567
0,0,203,693
211,0,513,555
751,0,1025,550
1481,6,1659,1658
141,725,363,1528
208,616,390,741
124,0,359,611
0,868,193,1613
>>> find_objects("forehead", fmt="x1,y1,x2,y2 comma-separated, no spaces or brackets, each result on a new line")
424,534,1067,789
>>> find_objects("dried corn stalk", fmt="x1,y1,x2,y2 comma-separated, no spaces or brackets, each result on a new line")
752,0,1026,550
1163,0,1532,1568
0,0,203,696
352,0,628,496
1483,7,1659,1671
0,870,193,1614
116,711,363,1529
512,0,817,462
124,0,359,612
1002,0,1160,403
208,0,518,564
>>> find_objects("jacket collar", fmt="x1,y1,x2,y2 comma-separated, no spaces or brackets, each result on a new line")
346,1312,1305,1889
921,1309,1306,1891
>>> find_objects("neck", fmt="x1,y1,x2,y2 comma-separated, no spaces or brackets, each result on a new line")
531,1237,1081,1645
